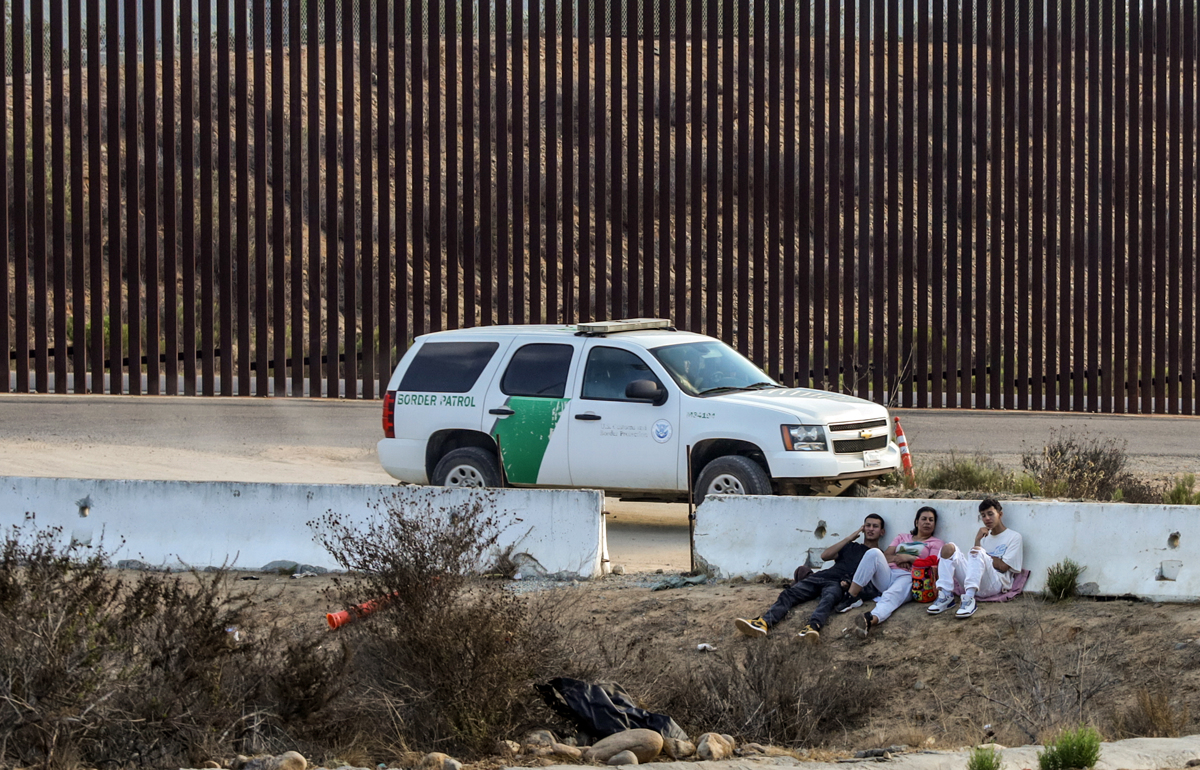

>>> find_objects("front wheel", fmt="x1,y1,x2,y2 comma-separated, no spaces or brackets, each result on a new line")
695,455,772,505
841,480,871,497
431,447,503,488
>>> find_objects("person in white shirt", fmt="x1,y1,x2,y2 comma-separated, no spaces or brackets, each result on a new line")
927,498,1023,619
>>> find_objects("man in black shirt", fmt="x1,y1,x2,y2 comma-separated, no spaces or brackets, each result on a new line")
734,514,886,644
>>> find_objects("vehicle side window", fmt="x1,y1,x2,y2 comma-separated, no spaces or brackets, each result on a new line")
500,344,574,398
582,347,664,401
398,341,499,392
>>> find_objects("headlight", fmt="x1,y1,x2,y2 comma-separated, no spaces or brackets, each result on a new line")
781,424,828,451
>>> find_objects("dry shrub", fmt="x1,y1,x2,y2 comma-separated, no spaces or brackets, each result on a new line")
333,590,569,756
918,452,1033,494
564,632,878,747
1022,430,1133,501
0,515,347,769
1112,475,1169,504
1108,689,1190,739
311,495,574,757
964,610,1120,744
0,520,127,766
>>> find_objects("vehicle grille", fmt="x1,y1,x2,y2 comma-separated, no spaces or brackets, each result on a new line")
833,435,888,454
829,418,888,433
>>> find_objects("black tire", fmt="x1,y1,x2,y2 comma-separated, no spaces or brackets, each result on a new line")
842,480,871,497
695,455,772,504
431,447,503,488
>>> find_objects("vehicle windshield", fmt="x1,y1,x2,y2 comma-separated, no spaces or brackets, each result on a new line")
650,340,781,397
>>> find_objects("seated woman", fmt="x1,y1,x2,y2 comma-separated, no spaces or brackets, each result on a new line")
833,506,944,638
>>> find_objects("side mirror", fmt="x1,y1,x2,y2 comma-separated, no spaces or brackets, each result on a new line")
626,379,667,406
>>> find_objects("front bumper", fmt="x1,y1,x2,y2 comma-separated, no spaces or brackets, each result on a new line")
763,441,903,484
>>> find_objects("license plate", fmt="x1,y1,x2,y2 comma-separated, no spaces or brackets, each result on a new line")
863,449,883,468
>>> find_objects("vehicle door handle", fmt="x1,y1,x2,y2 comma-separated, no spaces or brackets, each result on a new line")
489,407,515,416
575,413,602,421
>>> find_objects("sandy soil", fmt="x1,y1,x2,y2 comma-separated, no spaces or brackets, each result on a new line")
229,565,1200,757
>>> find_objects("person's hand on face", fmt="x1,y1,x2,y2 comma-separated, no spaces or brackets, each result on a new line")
972,523,990,553
978,506,1001,538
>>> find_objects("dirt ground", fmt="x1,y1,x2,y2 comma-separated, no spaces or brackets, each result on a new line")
232,566,1200,758
8,396,1199,759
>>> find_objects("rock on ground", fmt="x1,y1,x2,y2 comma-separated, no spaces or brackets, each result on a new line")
550,743,583,760
418,752,461,770
524,729,558,747
234,752,307,770
585,729,664,764
662,738,696,759
696,733,736,761
607,750,639,765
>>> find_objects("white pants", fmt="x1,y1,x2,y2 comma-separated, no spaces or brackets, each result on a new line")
849,548,912,623
936,544,1004,599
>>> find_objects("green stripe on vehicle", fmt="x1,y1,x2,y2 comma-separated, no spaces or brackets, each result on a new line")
490,397,570,485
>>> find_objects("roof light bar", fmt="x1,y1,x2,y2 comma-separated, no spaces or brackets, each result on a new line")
576,318,674,335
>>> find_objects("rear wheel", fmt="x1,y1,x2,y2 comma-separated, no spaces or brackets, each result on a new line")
695,455,772,505
431,447,503,488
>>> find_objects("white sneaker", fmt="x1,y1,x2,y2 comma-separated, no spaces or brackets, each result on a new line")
927,591,957,615
955,595,978,618
835,596,864,614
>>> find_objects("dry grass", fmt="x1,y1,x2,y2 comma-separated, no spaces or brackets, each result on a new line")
567,634,880,747
0,516,348,769
1109,689,1190,740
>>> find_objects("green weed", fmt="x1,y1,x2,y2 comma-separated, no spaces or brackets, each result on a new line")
1037,725,1102,770
968,745,1004,770
1044,558,1085,602
917,452,1032,494
1164,474,1200,505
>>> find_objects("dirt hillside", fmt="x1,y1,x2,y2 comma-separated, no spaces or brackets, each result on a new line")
240,567,1200,765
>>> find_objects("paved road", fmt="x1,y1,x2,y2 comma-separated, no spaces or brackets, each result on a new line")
892,407,1200,478
2,394,1197,571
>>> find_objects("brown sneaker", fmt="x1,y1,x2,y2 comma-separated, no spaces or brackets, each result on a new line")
855,612,873,638
735,617,768,637
798,624,821,645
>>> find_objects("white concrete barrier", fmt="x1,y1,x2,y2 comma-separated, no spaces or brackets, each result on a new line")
694,495,1200,601
0,477,606,578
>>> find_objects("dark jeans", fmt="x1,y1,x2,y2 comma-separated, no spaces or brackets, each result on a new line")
762,574,844,630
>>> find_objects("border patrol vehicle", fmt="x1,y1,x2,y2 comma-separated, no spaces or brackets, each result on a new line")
378,319,902,502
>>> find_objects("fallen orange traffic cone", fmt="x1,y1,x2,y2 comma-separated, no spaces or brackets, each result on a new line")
894,417,916,488
326,591,399,630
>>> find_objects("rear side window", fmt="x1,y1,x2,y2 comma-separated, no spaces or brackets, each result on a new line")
582,346,663,401
398,341,499,393
501,344,574,398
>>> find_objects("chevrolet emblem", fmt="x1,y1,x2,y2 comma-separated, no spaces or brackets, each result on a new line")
860,429,874,439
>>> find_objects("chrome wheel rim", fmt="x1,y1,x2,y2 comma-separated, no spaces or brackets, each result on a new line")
444,464,487,487
707,473,746,496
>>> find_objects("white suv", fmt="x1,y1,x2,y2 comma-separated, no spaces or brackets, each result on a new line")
378,319,902,502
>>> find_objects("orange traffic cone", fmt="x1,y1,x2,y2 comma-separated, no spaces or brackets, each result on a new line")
894,417,916,488
326,591,399,630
